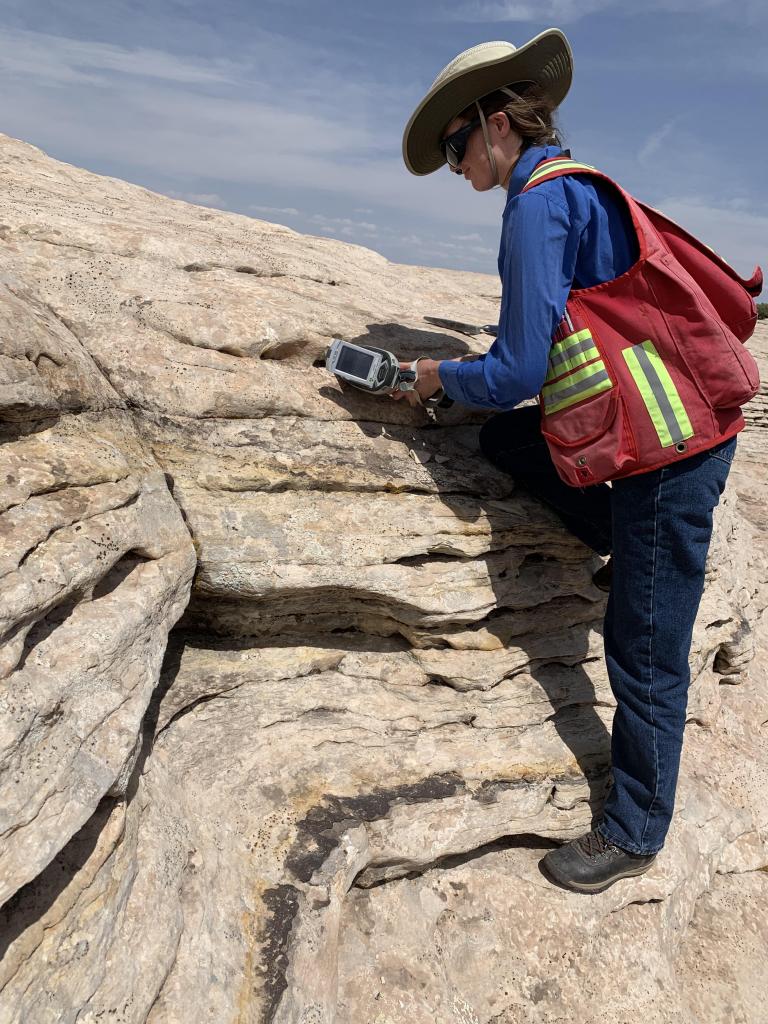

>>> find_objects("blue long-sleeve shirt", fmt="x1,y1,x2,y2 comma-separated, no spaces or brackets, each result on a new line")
437,144,638,409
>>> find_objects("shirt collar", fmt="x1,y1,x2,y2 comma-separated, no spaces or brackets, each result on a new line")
506,144,568,201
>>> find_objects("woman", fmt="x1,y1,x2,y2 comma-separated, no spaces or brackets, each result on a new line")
397,31,745,894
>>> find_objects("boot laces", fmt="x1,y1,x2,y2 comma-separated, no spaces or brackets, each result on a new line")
579,828,617,858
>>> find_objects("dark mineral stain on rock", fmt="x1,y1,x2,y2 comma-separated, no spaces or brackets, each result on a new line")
284,771,466,884
258,773,466,1020
472,777,534,804
258,883,300,1024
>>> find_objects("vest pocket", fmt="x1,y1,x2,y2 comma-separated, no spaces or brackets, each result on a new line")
653,253,760,410
541,386,637,486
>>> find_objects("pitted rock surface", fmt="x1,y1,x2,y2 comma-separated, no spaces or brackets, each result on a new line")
1,131,767,1024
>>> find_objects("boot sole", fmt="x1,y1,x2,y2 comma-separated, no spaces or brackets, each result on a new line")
542,858,655,894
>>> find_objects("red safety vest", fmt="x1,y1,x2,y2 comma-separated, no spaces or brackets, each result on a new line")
520,158,762,487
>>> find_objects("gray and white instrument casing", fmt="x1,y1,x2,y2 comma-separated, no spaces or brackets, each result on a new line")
325,339,415,393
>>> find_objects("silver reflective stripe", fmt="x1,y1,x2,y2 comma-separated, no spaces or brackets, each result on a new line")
632,344,686,445
543,367,610,408
549,334,597,371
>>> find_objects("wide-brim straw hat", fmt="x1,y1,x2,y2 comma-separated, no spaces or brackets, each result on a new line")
402,29,573,176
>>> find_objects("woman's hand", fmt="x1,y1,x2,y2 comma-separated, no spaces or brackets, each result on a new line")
390,354,480,405
390,358,443,405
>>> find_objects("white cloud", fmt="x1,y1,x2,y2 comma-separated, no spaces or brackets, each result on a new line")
250,205,301,216
309,214,379,236
447,0,767,22
166,190,226,207
637,118,680,165
0,27,241,85
0,26,383,157
452,232,484,242
446,0,609,22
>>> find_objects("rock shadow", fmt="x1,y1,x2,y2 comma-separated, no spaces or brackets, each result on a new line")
332,323,614,825
170,320,613,823
353,322,473,362
0,797,118,963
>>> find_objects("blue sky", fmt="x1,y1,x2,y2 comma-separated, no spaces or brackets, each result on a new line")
0,0,765,294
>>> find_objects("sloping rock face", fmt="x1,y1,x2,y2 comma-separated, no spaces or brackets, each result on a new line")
0,131,767,1024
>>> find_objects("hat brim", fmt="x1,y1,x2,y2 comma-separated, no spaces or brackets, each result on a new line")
402,29,573,176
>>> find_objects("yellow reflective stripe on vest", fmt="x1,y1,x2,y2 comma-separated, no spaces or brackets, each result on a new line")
525,159,598,188
542,361,612,414
622,340,694,447
550,327,592,363
545,328,600,382
526,159,598,184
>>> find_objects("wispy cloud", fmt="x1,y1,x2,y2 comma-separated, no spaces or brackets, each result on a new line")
637,118,680,165
250,205,301,216
0,27,241,85
309,214,379,237
447,0,767,22
167,190,226,207
447,0,605,21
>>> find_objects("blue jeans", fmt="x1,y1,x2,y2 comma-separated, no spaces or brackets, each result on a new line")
479,406,736,854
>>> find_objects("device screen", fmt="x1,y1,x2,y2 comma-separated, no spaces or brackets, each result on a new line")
336,345,375,379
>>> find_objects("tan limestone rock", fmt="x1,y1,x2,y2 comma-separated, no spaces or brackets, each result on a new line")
0,131,767,1024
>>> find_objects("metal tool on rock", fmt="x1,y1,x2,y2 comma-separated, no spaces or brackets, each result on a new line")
423,316,498,337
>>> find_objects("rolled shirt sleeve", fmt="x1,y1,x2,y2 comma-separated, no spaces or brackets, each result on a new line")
438,191,576,411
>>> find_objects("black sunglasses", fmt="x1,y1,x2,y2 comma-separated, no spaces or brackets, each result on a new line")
440,116,482,168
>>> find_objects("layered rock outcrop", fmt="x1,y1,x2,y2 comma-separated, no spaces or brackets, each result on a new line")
1,132,767,1023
